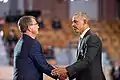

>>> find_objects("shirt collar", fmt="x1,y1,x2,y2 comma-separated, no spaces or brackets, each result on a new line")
80,28,90,38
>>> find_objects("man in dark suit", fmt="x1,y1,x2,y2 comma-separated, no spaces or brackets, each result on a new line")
51,12,106,80
13,16,57,80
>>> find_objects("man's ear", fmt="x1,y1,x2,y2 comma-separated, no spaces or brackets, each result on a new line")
27,26,32,32
84,19,87,24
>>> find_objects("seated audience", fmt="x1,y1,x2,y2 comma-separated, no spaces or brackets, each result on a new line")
52,18,62,29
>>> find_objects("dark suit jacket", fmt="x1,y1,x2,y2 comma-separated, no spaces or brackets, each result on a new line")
13,34,57,80
66,30,106,80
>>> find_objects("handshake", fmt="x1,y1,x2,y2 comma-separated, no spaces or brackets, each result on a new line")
51,66,68,80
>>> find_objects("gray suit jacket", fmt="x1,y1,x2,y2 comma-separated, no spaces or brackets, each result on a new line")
66,30,106,80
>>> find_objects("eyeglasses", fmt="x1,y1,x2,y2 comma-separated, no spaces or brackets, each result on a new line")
30,23,38,26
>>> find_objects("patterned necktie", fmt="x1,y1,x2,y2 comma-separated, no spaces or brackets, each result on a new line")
76,37,82,58
78,37,82,49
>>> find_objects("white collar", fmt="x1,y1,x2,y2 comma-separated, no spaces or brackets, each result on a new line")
80,28,90,38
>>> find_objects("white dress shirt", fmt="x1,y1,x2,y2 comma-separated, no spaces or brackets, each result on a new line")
78,28,90,48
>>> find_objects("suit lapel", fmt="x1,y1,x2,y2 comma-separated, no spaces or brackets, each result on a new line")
77,38,83,57
76,37,85,59
76,30,91,60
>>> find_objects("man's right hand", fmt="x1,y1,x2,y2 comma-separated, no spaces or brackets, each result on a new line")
51,66,68,80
